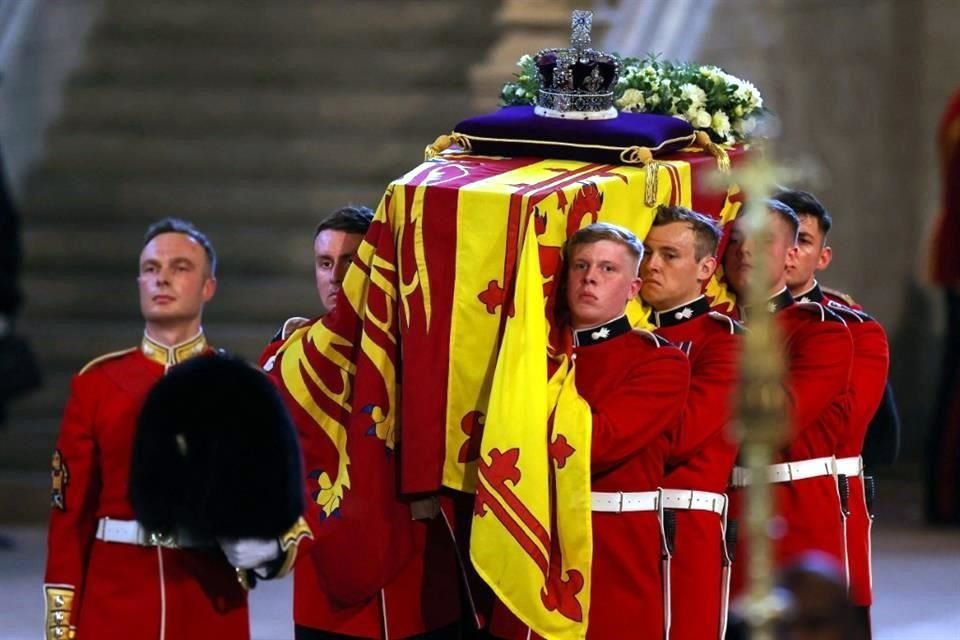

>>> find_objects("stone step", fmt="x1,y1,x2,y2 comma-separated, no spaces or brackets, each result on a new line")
22,272,317,324
57,87,475,137
17,318,278,366
0,471,50,523
22,173,387,225
95,0,500,48
10,316,295,422
23,222,321,274
4,372,72,422
41,132,429,182
76,43,478,90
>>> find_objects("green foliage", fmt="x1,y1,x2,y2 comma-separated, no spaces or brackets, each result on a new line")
499,52,767,143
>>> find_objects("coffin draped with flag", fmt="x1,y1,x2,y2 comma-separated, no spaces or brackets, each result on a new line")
268,143,746,632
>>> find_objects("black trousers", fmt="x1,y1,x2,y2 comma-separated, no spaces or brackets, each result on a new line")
926,289,960,524
0,148,20,317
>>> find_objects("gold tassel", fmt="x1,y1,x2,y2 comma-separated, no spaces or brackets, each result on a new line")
424,133,472,161
694,130,731,173
620,146,654,165
644,161,660,207
424,134,453,161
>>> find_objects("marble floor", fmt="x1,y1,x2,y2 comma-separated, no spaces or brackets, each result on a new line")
2,518,959,639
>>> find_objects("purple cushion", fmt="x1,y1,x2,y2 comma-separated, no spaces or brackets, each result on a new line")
454,106,696,164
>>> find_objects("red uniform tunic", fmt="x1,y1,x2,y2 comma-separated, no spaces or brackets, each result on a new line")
264,321,462,639
800,283,889,606
490,316,690,640
652,296,742,640
257,316,312,370
928,88,960,525
932,87,960,286
729,289,853,595
44,333,249,640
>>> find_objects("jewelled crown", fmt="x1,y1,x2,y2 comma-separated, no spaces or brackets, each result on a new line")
534,10,621,120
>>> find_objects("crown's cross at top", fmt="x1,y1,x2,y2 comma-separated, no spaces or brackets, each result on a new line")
570,10,593,53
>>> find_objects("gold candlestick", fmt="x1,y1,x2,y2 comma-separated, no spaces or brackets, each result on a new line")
720,145,801,639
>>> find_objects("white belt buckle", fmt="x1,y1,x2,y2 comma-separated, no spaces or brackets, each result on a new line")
148,531,178,548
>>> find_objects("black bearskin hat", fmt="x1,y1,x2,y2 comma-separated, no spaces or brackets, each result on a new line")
130,353,303,539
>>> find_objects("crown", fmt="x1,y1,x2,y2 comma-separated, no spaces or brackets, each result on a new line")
534,10,621,120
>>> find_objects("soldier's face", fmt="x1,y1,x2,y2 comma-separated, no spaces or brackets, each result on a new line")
314,230,363,314
565,240,642,329
138,233,216,326
786,214,833,293
641,222,717,311
723,212,798,296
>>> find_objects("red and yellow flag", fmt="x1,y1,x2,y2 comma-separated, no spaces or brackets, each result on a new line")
273,191,416,604
267,149,746,607
470,220,594,639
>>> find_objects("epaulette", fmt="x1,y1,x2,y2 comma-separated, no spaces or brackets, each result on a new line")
793,301,847,325
78,347,138,375
708,311,746,335
821,285,858,307
631,328,674,348
825,299,872,323
272,316,310,342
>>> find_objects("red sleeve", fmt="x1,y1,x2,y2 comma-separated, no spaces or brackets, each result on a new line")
257,339,284,369
847,321,890,444
668,332,740,466
44,373,103,626
784,320,853,441
591,348,690,472
933,89,960,284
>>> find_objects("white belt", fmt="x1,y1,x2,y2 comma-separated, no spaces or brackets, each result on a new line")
835,455,863,477
591,491,659,513
660,489,726,515
731,455,836,488
95,518,209,549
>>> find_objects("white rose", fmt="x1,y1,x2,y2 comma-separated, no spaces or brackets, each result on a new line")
679,83,707,111
694,109,712,128
711,111,731,138
615,88,646,111
518,54,532,67
719,71,741,87
734,80,763,110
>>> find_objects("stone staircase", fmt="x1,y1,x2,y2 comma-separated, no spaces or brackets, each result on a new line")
1,0,503,521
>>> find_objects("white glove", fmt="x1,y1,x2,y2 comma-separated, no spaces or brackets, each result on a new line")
218,537,281,570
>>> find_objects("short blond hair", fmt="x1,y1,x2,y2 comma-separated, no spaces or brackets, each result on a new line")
565,222,644,265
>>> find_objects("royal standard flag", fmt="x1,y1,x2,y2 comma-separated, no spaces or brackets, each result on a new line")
272,194,416,604
268,149,747,607
470,219,594,639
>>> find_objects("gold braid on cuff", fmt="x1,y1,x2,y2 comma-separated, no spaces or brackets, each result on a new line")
44,584,76,640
